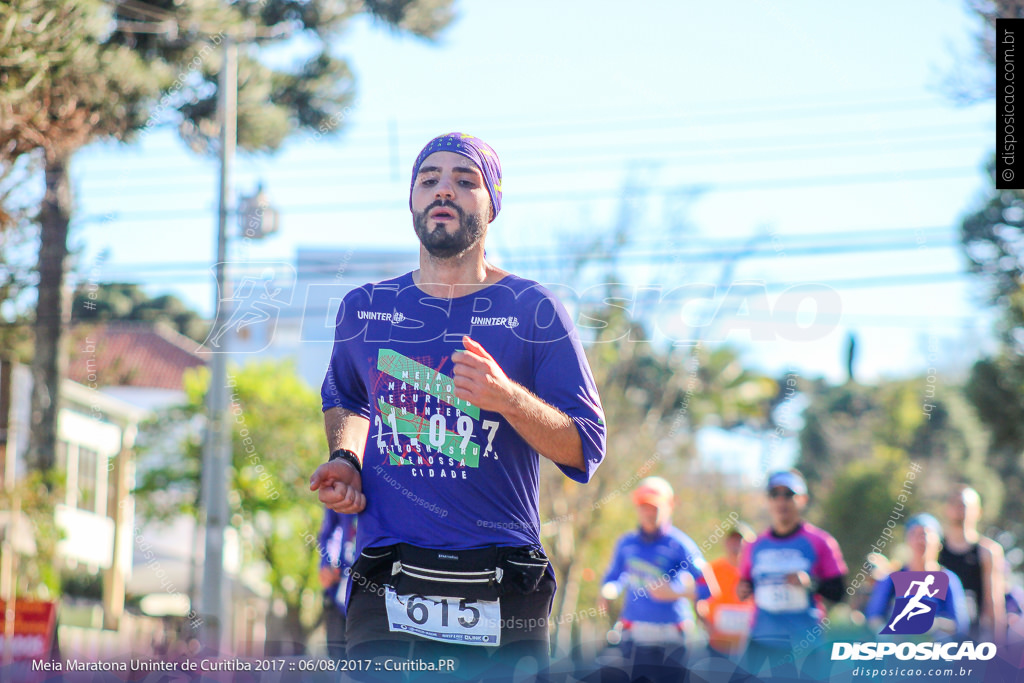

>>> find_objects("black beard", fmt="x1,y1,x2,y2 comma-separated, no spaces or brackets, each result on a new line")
413,201,486,259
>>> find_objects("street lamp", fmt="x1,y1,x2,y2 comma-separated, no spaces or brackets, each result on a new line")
238,184,280,241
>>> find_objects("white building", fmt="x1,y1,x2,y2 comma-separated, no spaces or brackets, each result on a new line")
225,248,417,389
1,322,267,657
2,360,144,634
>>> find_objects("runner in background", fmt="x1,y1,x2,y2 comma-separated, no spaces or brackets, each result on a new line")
1005,560,1024,646
733,469,847,682
864,513,969,641
940,484,1007,643
599,476,719,683
698,522,755,658
317,509,357,660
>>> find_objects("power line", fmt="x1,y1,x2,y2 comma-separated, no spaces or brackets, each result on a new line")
78,90,977,155
77,165,984,224
286,96,974,145
75,267,972,292
76,130,989,196
82,236,962,282
77,117,991,174
360,94,988,137
292,225,963,253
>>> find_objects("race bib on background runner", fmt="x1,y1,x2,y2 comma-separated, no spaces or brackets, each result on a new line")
754,583,808,613
715,605,753,635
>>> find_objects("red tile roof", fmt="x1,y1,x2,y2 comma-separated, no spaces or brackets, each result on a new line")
67,322,207,390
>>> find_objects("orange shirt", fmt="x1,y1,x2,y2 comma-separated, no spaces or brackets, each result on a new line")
703,556,754,655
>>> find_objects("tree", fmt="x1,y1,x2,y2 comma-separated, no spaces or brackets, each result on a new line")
795,375,1000,558
0,471,64,599
2,0,165,473
951,0,1024,528
0,0,454,475
818,447,910,575
799,378,989,477
963,355,1024,525
958,168,1024,522
0,155,38,359
135,360,328,649
961,166,1024,347
71,282,209,343
539,296,778,652
525,193,781,651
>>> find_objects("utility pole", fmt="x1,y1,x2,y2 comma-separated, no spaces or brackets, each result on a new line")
200,35,236,654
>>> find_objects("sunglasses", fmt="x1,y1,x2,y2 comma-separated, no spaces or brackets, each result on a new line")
768,489,796,499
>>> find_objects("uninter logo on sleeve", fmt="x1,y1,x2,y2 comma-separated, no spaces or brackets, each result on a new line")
470,316,519,328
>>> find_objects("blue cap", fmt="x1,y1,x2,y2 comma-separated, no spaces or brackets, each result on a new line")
767,470,808,496
905,513,941,535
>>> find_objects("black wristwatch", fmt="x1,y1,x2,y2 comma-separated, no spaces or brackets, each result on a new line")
329,448,362,474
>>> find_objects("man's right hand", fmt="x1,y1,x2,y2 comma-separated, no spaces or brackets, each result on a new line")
310,460,366,513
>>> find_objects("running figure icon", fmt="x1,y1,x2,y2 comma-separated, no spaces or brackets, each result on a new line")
888,574,939,630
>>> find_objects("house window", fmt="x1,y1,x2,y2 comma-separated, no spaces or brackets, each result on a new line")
77,447,98,514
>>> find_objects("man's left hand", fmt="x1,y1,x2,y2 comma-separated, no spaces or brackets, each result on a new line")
786,571,811,589
452,336,515,412
646,583,681,602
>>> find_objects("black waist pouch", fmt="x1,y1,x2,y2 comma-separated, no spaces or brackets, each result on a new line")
392,543,501,601
349,546,397,592
495,546,549,597
353,544,550,601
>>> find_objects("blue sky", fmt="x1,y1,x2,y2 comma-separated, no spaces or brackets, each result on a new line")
70,0,996,390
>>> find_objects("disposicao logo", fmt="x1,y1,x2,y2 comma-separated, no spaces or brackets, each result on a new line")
881,571,947,635
831,571,997,664
831,642,996,662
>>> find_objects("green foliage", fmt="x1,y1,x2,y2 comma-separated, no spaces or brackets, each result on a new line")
948,0,1024,532
540,291,778,646
0,0,168,159
3,0,455,481
964,356,1024,525
818,447,911,570
2,0,455,160
797,378,991,495
960,166,1024,345
0,161,36,361
0,471,65,599
71,282,209,342
956,164,1024,529
135,360,327,638
61,570,103,599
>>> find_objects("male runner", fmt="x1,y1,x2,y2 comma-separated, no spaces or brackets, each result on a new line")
865,513,969,640
599,477,719,681
940,484,1006,642
734,470,847,681
309,133,606,679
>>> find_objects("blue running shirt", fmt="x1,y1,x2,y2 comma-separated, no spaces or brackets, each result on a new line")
740,522,847,646
602,526,711,624
322,273,606,554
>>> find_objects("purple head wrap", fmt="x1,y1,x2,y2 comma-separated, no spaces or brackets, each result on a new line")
409,133,502,221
